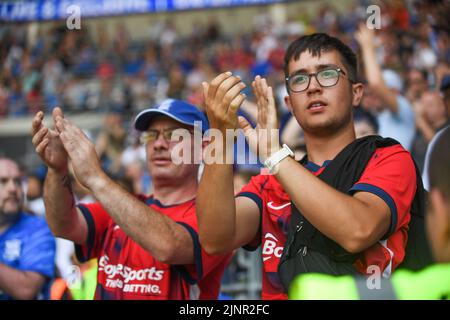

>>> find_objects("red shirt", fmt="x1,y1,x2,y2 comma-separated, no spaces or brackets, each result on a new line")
237,144,416,300
75,196,231,300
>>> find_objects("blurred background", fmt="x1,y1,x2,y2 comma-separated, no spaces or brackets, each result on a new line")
0,0,449,299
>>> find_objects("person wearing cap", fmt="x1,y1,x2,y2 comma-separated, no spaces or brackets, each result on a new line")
30,100,231,300
355,25,416,151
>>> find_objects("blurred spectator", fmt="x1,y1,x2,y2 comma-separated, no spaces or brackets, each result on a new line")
87,77,124,112
26,81,44,115
405,69,429,104
411,90,447,171
412,0,450,84
0,1,448,127
125,71,153,112
354,107,379,138
25,174,45,217
0,81,9,118
41,54,64,110
422,74,450,190
0,157,55,300
356,25,416,151
121,129,151,195
95,111,127,175
159,20,177,48
165,64,186,100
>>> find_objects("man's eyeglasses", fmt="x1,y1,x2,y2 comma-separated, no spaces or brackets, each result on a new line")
140,128,194,144
286,68,352,93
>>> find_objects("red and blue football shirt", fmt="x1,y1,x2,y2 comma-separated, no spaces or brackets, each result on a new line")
237,144,416,300
75,196,231,300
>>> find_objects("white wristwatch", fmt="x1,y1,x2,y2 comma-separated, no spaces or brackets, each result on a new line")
264,144,294,173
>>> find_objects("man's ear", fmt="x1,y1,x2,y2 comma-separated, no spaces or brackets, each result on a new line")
352,83,364,107
284,95,293,113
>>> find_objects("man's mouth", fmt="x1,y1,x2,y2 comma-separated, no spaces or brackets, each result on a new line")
151,157,172,165
307,100,327,112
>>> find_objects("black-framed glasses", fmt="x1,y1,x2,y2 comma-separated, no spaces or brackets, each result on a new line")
286,68,351,93
140,128,194,144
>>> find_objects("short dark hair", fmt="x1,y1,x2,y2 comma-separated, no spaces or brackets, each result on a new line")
429,127,450,198
284,33,358,88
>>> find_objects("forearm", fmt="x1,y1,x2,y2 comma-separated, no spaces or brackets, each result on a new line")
361,44,383,87
275,157,384,252
89,173,193,264
360,46,398,113
197,162,237,254
44,168,83,242
0,263,43,300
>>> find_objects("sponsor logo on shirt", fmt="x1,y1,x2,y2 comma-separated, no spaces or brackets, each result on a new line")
98,254,165,294
262,233,283,262
267,201,291,210
3,239,21,261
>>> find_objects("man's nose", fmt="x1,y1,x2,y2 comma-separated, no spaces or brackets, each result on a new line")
152,133,169,150
306,75,323,95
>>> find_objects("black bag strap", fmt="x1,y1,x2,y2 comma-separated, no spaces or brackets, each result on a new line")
279,136,402,289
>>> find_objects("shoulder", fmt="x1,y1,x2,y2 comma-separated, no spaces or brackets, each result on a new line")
12,214,54,244
369,144,415,169
357,143,417,194
356,143,417,206
17,213,49,231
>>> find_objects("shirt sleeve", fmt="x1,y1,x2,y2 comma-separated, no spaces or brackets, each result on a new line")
74,202,111,263
174,217,231,285
19,218,56,279
234,175,267,250
349,144,417,238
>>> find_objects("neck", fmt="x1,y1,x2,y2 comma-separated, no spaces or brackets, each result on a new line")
304,123,356,165
152,176,198,206
0,212,20,234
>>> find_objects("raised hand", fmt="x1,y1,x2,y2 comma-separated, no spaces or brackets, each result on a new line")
355,23,376,50
202,71,247,133
31,107,68,173
239,75,280,162
54,116,105,190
